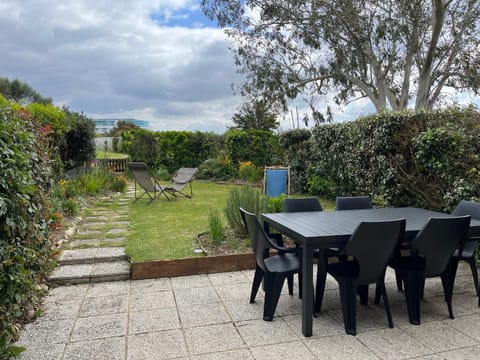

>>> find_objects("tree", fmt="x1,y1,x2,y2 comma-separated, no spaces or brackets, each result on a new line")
231,99,279,131
107,120,141,136
202,0,480,119
0,77,52,105
61,109,96,168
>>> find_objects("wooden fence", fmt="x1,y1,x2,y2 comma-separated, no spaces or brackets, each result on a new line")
95,158,128,173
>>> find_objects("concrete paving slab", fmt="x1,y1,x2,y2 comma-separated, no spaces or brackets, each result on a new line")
283,313,344,338
79,295,128,317
48,264,93,285
106,228,128,235
102,237,127,244
357,327,433,359
91,261,130,280
177,302,231,328
129,308,181,334
64,337,125,360
183,323,245,355
250,341,316,360
71,313,127,342
16,318,74,347
399,320,478,353
95,247,127,261
127,330,188,360
305,334,379,359
58,248,98,264
77,229,102,236
45,284,88,303
235,318,298,347
67,239,100,247
170,274,211,289
130,290,175,311
191,349,254,360
86,281,130,298
17,343,65,360
207,271,250,286
130,278,171,293
40,300,82,321
174,287,220,307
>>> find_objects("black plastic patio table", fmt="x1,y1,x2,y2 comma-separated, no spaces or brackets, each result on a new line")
262,207,480,337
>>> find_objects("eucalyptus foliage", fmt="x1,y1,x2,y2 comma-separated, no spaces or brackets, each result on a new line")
203,0,480,120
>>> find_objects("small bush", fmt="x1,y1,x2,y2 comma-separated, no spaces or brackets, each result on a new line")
239,161,263,182
110,175,128,193
208,209,224,246
197,153,238,181
224,186,269,236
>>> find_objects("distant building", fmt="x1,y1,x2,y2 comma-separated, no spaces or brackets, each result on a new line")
94,118,150,134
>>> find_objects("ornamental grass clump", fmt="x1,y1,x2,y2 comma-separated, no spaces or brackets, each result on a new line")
224,185,269,236
208,209,224,246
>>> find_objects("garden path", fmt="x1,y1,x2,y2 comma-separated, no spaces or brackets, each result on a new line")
48,191,132,285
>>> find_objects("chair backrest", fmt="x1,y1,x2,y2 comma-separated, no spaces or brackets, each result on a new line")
344,219,406,284
172,167,198,185
240,207,275,272
335,196,373,210
127,162,156,192
264,166,290,197
284,197,323,212
411,216,471,277
452,200,480,220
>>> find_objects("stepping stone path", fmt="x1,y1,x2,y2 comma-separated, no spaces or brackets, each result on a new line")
48,189,134,285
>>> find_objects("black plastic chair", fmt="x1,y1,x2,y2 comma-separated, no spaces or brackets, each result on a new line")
284,197,323,213
317,219,406,335
240,208,302,321
389,216,471,325
450,201,480,306
335,196,373,210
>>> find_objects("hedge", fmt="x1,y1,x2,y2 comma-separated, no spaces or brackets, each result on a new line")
282,107,480,211
0,104,54,358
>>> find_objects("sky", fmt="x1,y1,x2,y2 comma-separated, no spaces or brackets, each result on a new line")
1,1,476,133
0,0,246,133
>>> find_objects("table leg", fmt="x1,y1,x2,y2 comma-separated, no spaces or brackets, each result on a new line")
302,243,314,337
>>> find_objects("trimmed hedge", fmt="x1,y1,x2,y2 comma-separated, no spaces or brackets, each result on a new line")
282,108,480,211
0,104,54,358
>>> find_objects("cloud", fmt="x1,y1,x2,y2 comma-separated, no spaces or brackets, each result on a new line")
0,0,240,132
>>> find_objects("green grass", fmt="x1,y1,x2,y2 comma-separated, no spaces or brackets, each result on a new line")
96,150,128,159
125,181,335,262
126,182,236,262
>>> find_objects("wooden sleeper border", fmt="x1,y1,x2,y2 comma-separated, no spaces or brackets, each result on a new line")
130,253,256,280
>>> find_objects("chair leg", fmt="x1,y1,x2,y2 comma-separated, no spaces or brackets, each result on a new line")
395,269,403,291
357,285,368,305
338,278,357,335
287,275,294,296
250,265,264,304
298,273,302,299
441,271,454,319
467,257,480,298
403,270,423,325
377,281,394,328
263,272,285,321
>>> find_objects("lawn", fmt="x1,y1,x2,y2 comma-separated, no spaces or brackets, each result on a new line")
126,181,236,262
125,181,335,262
96,150,128,159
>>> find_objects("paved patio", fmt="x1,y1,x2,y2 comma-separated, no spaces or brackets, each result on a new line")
17,264,480,359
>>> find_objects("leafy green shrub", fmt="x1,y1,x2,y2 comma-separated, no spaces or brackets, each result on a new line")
225,129,281,167
239,161,263,182
110,175,128,193
295,107,480,210
224,186,269,236
208,209,224,246
197,153,239,181
0,99,54,358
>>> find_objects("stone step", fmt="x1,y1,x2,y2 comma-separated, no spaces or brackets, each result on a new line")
58,247,128,265
48,260,130,286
